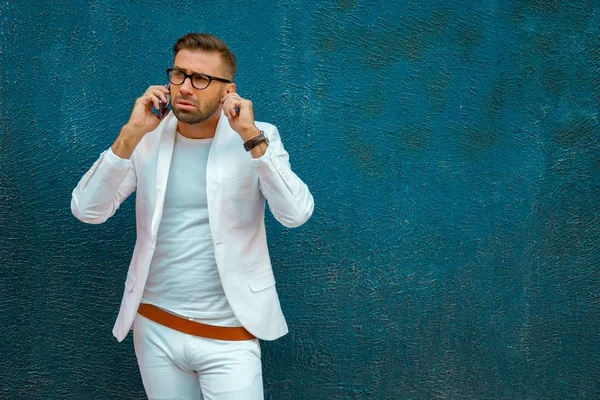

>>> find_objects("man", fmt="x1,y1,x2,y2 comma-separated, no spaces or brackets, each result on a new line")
71,33,314,399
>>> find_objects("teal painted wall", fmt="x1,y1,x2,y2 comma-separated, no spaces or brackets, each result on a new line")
1,0,599,398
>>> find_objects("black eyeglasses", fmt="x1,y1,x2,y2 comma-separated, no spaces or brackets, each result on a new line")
166,68,232,90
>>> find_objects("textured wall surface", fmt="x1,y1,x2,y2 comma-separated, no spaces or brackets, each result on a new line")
1,0,599,399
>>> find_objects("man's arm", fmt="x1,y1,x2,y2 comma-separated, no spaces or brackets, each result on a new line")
112,85,171,159
251,124,314,228
71,85,170,224
220,93,314,227
71,150,137,224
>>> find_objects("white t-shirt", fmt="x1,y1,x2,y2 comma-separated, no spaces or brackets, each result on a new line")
142,132,239,326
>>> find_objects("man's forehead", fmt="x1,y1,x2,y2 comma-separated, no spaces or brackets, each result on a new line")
173,49,222,70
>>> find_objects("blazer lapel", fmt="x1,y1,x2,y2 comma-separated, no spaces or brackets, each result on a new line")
205,111,234,244
151,114,178,238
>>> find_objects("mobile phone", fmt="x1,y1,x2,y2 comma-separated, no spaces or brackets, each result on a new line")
157,83,171,119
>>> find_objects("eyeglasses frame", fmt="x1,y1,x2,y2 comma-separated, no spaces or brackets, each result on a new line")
165,68,232,90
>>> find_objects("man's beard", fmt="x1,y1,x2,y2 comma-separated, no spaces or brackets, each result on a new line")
171,95,221,125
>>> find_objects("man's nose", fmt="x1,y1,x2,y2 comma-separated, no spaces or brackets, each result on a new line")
180,77,194,95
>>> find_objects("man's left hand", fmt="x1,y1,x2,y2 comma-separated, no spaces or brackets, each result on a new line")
221,93,260,141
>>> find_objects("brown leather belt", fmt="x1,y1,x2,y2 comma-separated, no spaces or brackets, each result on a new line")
137,303,255,341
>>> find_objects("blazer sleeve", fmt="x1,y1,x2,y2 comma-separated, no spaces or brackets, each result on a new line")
251,124,314,228
71,148,137,224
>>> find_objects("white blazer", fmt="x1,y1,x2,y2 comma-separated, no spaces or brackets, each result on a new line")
71,111,314,342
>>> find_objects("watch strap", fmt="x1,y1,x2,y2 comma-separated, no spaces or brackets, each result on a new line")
243,130,268,151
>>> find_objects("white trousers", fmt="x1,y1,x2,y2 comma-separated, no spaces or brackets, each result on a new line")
133,314,264,400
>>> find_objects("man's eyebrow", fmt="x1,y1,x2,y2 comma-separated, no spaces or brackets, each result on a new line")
173,66,206,75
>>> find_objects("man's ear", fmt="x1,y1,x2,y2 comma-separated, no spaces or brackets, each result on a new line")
226,83,236,94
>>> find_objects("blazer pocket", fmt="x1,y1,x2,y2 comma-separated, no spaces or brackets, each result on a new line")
248,269,276,292
125,271,136,291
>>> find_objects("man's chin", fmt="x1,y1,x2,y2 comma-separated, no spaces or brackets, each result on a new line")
173,110,207,125
173,108,219,125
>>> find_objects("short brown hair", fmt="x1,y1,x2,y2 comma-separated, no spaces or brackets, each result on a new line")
173,33,237,80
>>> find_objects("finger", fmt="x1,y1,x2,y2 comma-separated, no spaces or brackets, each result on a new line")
160,87,170,102
222,97,236,118
228,99,241,119
226,97,236,115
145,86,170,101
138,94,154,109
222,101,230,120
142,89,161,102
226,102,237,119
150,89,168,103
144,86,159,96
143,93,161,111
221,98,232,119
233,99,251,117
221,92,240,105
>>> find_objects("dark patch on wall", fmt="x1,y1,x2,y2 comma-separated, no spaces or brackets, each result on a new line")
426,69,451,112
357,6,451,67
510,3,528,24
461,124,499,155
334,0,356,10
320,33,338,52
397,6,451,61
558,0,595,33
364,79,388,118
316,85,328,99
540,63,566,96
583,34,600,112
552,115,595,148
312,5,346,54
531,30,558,56
343,129,389,180
483,75,518,119
389,123,433,152
356,27,401,70
454,20,485,53
531,0,563,14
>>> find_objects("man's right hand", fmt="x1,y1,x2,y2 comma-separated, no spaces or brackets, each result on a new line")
111,85,171,159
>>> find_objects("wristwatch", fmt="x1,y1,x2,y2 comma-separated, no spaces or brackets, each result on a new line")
243,130,269,151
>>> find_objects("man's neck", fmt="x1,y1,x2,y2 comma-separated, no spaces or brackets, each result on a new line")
177,111,221,139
